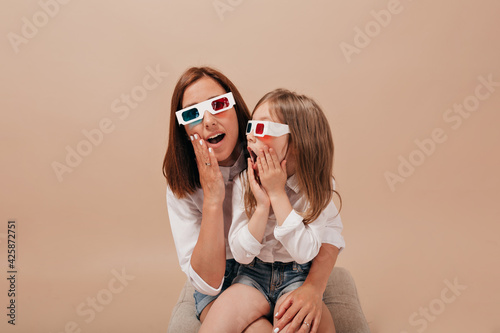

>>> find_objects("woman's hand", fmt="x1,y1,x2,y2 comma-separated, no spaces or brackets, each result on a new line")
275,244,339,332
274,283,324,333
191,134,225,206
257,146,287,199
248,157,270,208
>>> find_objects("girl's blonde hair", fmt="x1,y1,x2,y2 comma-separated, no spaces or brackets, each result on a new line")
244,89,342,224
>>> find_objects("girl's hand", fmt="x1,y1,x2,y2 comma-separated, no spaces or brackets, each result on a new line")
274,283,324,333
257,146,287,199
191,134,224,206
247,158,270,208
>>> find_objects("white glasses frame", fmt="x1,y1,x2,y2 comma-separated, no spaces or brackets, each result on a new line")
246,120,290,137
176,92,235,125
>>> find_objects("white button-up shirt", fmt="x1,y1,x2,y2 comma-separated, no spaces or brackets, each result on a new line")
229,172,345,265
166,153,246,296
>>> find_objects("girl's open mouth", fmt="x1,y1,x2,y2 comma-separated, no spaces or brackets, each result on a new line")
248,147,258,165
247,147,261,182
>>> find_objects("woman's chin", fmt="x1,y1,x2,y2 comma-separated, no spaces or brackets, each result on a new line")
216,150,236,167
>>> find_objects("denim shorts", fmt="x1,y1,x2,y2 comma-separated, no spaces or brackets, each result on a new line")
193,259,240,319
232,257,311,315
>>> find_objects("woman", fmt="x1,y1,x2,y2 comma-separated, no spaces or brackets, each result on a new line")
163,67,339,332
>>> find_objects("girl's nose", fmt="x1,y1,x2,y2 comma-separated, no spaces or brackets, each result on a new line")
246,130,256,143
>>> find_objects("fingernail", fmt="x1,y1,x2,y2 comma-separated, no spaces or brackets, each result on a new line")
273,328,279,333
208,147,213,153
190,135,194,141
199,140,203,145
194,134,199,139
274,312,279,317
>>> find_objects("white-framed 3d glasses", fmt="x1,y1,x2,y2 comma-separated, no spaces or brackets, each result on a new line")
176,92,235,125
246,120,290,137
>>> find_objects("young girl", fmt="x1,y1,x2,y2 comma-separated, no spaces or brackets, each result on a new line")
199,89,345,333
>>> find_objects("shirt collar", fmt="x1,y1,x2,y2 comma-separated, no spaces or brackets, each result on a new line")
220,151,246,183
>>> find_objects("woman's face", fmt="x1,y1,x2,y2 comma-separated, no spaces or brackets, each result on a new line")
182,77,240,166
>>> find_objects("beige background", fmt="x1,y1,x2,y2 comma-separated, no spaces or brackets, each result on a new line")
1,1,499,332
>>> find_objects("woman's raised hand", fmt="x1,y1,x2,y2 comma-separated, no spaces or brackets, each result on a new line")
190,134,225,206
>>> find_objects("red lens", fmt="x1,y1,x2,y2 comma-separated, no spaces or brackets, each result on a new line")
255,123,265,135
212,97,229,111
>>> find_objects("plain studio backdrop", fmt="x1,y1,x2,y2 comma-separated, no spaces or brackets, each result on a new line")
1,1,499,332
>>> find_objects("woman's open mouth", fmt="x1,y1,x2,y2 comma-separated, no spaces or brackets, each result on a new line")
207,133,225,144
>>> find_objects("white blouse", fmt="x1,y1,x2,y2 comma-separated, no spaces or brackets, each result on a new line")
229,172,345,265
167,153,345,296
166,153,246,296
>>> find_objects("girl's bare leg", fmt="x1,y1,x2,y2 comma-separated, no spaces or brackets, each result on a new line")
199,283,270,333
243,317,273,332
316,303,335,333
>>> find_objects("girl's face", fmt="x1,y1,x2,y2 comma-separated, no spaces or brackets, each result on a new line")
247,102,293,173
182,77,240,166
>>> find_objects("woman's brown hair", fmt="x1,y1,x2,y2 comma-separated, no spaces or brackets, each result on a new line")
244,89,342,223
163,67,250,198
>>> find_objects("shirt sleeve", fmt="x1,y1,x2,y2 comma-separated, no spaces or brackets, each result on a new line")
166,186,223,296
274,210,323,264
320,179,345,251
320,200,345,252
274,181,345,263
228,174,264,264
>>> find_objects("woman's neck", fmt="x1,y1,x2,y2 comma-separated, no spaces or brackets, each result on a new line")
218,144,242,167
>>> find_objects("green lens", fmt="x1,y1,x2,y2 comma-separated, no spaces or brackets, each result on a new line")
182,108,199,122
246,122,252,134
